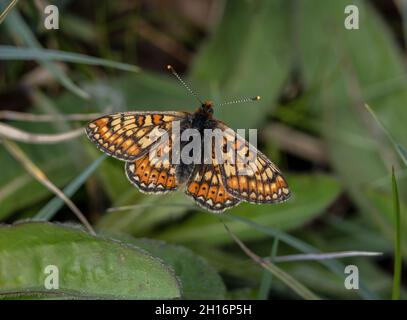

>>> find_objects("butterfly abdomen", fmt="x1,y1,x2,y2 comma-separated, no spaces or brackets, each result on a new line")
176,163,194,185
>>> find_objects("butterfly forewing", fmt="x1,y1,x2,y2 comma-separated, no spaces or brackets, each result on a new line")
216,122,291,203
85,111,187,161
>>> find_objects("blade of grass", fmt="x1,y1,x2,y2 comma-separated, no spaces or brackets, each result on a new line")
223,223,320,300
225,214,378,300
0,122,83,143
392,167,402,300
273,251,383,262
396,144,407,166
0,46,140,72
0,0,18,24
1,139,95,235
4,10,90,99
107,203,198,212
0,110,101,122
365,104,407,166
258,237,279,300
35,155,107,221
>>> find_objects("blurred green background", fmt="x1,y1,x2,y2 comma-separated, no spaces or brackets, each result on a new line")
0,0,406,299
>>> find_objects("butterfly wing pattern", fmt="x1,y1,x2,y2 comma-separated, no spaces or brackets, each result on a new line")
86,109,290,213
86,111,187,161
216,122,291,204
125,137,178,194
185,165,240,212
86,111,185,194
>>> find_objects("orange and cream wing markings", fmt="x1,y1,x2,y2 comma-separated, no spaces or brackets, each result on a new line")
125,144,178,194
85,111,187,161
185,165,240,213
216,122,291,203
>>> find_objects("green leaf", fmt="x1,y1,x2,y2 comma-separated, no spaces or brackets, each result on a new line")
128,238,226,299
0,222,181,299
0,46,140,72
156,174,341,244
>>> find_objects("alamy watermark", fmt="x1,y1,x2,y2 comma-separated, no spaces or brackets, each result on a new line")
44,265,59,290
344,5,359,30
146,121,259,174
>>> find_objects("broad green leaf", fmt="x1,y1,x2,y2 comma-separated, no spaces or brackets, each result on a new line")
156,174,341,244
129,238,226,299
0,222,181,299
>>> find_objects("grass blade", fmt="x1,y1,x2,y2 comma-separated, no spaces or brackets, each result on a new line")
0,110,101,122
0,0,18,24
0,46,140,72
396,144,407,166
4,10,89,99
273,251,382,262
392,167,402,300
35,155,107,221
365,104,407,166
1,139,95,234
224,223,320,300
258,237,279,300
0,122,83,144
226,214,378,300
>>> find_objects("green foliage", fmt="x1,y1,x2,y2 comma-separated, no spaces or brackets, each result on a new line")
129,238,226,299
0,0,406,300
0,222,181,299
155,174,341,244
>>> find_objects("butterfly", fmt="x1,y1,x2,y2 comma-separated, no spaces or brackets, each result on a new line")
85,66,290,213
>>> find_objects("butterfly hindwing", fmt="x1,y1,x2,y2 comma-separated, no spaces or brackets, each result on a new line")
185,165,240,213
125,129,179,193
85,111,187,161
217,122,291,203
125,155,178,194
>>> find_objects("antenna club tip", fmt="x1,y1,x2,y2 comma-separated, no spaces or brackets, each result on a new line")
166,64,173,70
254,95,261,101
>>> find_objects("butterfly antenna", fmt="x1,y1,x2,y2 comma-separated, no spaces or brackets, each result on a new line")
167,65,203,104
218,96,261,107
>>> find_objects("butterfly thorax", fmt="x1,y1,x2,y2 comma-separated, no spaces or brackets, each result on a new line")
191,100,215,132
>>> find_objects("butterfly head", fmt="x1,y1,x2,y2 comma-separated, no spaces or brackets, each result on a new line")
201,100,214,115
